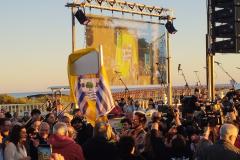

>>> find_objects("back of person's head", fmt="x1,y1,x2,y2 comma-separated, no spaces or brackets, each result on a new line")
171,134,186,156
73,108,81,116
0,118,7,126
31,109,41,117
4,112,12,119
53,122,68,136
194,88,200,93
220,123,239,145
118,136,135,156
94,121,108,139
120,118,131,125
151,111,161,122
134,111,147,125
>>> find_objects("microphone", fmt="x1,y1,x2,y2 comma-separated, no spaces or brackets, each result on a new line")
178,64,181,73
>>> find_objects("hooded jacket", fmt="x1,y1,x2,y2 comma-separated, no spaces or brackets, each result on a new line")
48,134,84,160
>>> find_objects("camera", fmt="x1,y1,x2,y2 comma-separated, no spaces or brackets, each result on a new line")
200,111,223,127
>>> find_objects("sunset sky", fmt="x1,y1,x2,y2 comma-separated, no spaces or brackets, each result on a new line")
0,0,239,93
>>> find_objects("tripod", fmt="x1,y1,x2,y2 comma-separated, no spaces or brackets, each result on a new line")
179,69,190,90
115,71,129,98
215,61,237,86
194,71,202,87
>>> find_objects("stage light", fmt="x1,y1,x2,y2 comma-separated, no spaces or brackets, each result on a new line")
165,20,177,34
74,9,90,25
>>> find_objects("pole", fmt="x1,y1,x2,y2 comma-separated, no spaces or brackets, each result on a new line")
206,0,215,101
210,55,215,101
150,43,153,84
167,32,172,106
71,7,76,53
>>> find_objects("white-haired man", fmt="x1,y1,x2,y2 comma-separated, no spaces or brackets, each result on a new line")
48,122,84,160
203,123,240,160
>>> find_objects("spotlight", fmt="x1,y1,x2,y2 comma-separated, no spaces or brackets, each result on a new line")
165,20,177,34
74,9,90,25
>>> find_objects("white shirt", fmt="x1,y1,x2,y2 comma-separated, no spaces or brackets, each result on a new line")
4,142,27,160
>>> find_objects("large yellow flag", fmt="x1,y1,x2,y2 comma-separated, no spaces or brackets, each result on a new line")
68,48,115,125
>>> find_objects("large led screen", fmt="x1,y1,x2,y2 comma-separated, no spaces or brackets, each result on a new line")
85,15,167,86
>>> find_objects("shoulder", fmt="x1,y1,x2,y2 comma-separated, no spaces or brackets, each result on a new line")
5,142,16,149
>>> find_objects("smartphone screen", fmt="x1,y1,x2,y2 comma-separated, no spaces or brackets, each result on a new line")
38,144,52,160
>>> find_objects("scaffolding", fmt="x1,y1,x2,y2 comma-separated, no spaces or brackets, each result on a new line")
65,0,174,105
66,0,173,19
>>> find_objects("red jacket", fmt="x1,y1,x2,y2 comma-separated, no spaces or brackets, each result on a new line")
235,135,240,149
48,134,85,160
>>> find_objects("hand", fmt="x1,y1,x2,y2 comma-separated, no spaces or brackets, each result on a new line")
31,138,39,147
50,153,65,160
151,122,159,130
19,156,31,160
203,126,210,138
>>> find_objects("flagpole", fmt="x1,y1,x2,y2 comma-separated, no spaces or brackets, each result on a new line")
71,7,76,53
167,32,172,106
99,45,103,67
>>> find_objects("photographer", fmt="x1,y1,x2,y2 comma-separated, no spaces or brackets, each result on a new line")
142,113,169,160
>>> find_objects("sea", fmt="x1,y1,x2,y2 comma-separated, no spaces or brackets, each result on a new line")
7,91,70,98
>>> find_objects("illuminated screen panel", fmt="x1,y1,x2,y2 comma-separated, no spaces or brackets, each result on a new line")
85,15,167,86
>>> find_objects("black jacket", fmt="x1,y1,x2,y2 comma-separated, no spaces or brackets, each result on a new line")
203,140,240,160
83,136,120,160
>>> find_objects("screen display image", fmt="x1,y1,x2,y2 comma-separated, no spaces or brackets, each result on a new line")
38,144,52,160
85,15,167,86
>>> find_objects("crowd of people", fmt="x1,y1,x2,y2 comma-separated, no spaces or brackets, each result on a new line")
0,88,240,160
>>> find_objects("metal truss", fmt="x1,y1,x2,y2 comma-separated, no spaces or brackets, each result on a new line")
66,0,173,20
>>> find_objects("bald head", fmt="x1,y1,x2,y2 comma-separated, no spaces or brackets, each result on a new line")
220,123,239,145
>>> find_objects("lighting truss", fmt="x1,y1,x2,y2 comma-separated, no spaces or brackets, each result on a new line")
66,0,173,20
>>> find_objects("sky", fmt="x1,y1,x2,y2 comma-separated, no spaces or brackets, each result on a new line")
0,0,239,93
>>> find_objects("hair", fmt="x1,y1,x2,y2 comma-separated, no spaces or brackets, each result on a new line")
9,125,25,147
27,127,35,135
120,118,131,125
134,111,147,125
117,136,135,156
71,116,85,126
31,109,41,116
149,98,154,102
171,134,186,157
94,121,108,138
67,126,76,139
39,122,50,131
220,123,239,139
53,122,68,136
4,112,12,119
73,108,81,115
0,118,9,126
45,113,54,119
194,88,200,93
